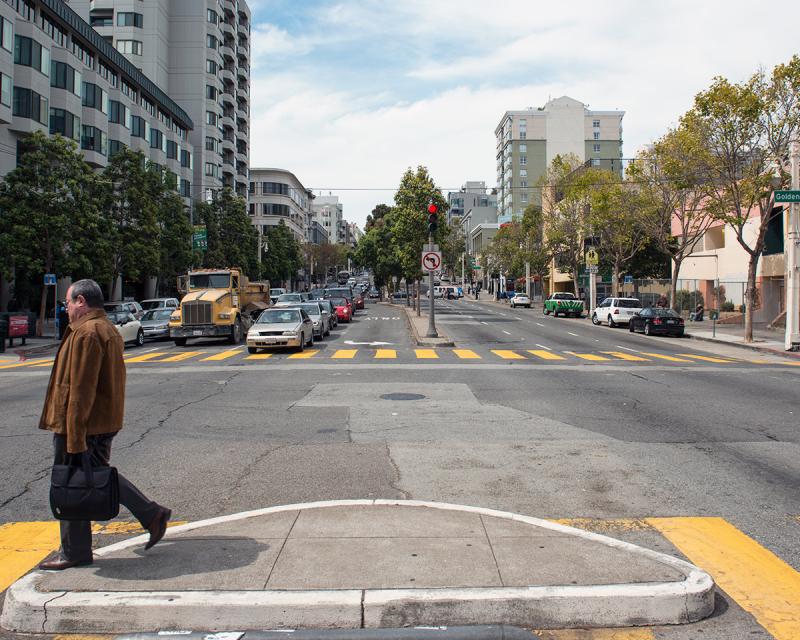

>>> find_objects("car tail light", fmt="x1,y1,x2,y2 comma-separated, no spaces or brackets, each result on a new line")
653,318,662,325
613,309,619,314
678,319,685,325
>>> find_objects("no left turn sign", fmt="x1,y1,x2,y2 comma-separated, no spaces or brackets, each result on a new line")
421,251,442,272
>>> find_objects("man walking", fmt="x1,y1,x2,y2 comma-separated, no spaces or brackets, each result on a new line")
38,279,171,570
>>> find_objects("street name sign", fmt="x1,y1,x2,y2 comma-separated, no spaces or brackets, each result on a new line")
422,251,442,272
775,190,800,203
587,265,599,274
44,273,56,286
192,225,208,251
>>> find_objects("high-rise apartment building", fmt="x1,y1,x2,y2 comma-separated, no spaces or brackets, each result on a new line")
447,181,497,225
495,96,624,223
313,195,346,245
248,168,313,245
67,0,251,202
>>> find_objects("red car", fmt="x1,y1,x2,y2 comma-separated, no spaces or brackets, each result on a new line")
352,290,365,310
329,297,352,323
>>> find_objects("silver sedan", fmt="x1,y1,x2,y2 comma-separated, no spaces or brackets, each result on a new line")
246,308,314,353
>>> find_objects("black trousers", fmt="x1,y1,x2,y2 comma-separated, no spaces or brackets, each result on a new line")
52,433,161,561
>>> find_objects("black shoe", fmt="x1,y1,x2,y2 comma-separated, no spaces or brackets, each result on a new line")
39,557,93,571
145,507,171,550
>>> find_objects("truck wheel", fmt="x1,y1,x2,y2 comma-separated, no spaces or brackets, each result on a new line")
174,338,187,347
229,318,242,344
543,307,550,315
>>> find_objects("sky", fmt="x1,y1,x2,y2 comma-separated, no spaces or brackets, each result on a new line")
246,0,800,231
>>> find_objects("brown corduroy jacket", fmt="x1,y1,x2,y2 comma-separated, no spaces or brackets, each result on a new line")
39,308,126,453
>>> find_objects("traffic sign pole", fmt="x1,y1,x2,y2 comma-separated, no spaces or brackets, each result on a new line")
785,140,800,350
426,235,438,338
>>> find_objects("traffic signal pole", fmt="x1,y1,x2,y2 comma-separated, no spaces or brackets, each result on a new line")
426,231,438,338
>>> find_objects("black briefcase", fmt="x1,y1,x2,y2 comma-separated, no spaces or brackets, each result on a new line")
50,451,120,521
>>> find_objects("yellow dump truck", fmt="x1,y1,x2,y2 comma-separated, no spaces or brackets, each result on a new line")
169,268,270,346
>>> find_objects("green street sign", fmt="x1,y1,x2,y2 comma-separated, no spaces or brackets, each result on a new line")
775,190,800,203
192,225,208,251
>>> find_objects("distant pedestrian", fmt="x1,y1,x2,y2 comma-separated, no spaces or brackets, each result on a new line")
656,295,669,309
56,301,68,340
689,303,704,321
38,279,171,571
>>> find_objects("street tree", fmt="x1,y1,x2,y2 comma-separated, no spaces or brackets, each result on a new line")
154,175,193,295
628,122,716,307
260,221,303,288
365,204,392,232
687,55,800,341
484,205,550,292
194,189,259,279
0,132,106,331
352,212,401,292
440,220,466,282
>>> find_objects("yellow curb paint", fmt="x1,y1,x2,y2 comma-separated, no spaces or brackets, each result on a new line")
602,351,649,362
415,349,439,359
244,352,273,359
124,352,169,363
491,350,526,360
677,353,736,364
375,349,397,359
783,361,800,366
331,349,358,359
92,521,187,535
638,352,694,363
648,517,800,640
154,351,206,362
201,349,244,361
566,352,611,362
453,349,481,359
0,522,60,591
527,350,566,360
288,349,319,359
534,629,654,639
0,358,52,369
54,635,112,640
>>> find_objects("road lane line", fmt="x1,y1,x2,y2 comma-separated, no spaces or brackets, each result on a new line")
567,332,581,337
31,360,55,367
288,349,320,359
502,330,511,335
125,352,170,363
535,343,552,350
603,351,650,362
201,349,244,361
527,350,565,361
616,345,642,353
677,353,736,364
648,517,800,640
154,351,206,362
374,349,397,359
481,321,489,325
639,352,694,363
536,323,545,327
0,358,53,369
491,350,526,360
331,349,357,359
453,349,480,359
415,349,439,359
0,522,60,592
565,351,611,362
244,352,273,359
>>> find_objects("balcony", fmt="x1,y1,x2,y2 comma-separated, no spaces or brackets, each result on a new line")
237,85,248,100
219,44,235,62
237,45,248,61
220,66,234,84
236,107,248,121
221,20,235,37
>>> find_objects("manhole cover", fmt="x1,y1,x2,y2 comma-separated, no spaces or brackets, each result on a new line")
380,393,426,401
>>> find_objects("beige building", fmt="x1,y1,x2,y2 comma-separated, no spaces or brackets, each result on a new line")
495,96,624,223
248,168,313,245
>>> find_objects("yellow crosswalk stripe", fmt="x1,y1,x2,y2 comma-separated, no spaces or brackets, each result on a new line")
785,361,800,366
125,352,169,363
648,517,800,640
638,352,694,363
0,358,52,369
566,352,611,361
288,349,319,359
527,349,565,361
155,351,206,362
677,353,736,363
415,349,439,359
535,630,654,639
375,349,397,359
32,360,55,367
453,349,481,359
0,522,60,592
491,350,526,360
244,352,272,360
331,349,357,359
201,349,244,361
602,351,650,362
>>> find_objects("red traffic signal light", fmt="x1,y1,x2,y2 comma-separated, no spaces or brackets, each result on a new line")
427,202,438,233
428,203,438,214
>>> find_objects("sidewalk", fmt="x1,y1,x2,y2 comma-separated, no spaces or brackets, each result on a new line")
386,300,455,347
0,334,60,361
0,500,715,633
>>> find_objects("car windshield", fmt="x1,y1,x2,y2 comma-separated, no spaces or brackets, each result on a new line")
299,304,322,317
277,294,302,302
257,309,301,324
330,298,347,306
189,273,230,289
106,312,126,324
142,309,173,321
617,299,641,308
653,308,680,317
141,300,166,310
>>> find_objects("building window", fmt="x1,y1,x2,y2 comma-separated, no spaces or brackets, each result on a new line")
591,158,600,167
206,34,218,49
82,82,109,114
206,110,218,125
593,131,600,140
262,181,289,195
519,156,527,165
593,143,601,153
520,180,528,188
14,36,49,76
166,139,178,159
205,136,219,152
12,87,47,125
81,125,107,155
117,12,143,28
89,9,113,27
263,203,291,216
108,100,128,126
206,84,218,100
180,178,191,198
150,128,165,152
593,119,600,128
519,169,527,177
519,144,526,152
49,107,80,141
206,59,218,74
1,16,12,52
180,149,192,169
519,131,526,140
207,9,218,24
108,139,125,158
51,61,81,97
130,115,147,138
116,40,142,55
204,162,217,177
0,73,11,107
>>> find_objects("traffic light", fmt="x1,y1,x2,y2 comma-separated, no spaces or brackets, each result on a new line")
427,203,438,234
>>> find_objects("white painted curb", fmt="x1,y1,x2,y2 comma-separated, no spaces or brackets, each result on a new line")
0,500,715,633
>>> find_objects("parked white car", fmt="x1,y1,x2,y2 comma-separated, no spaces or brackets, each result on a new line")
106,311,144,347
510,294,531,308
592,297,643,327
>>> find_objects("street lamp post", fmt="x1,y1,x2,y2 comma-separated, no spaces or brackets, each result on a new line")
785,140,800,351
686,253,719,337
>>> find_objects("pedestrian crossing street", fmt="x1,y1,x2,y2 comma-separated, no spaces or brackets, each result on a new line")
2,347,799,369
1,515,799,639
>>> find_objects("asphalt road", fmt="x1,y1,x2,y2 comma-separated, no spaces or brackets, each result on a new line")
0,296,798,638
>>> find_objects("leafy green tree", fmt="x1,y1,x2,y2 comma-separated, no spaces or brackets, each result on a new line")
194,188,258,279
100,148,162,299
0,132,106,330
155,178,193,295
484,205,550,294
261,221,302,288
440,220,466,281
353,213,401,293
687,55,800,340
365,204,392,232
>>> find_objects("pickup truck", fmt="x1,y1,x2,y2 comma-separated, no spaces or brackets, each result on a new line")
543,292,584,318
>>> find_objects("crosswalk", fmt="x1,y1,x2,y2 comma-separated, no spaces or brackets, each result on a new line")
1,348,799,369
1,516,798,638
